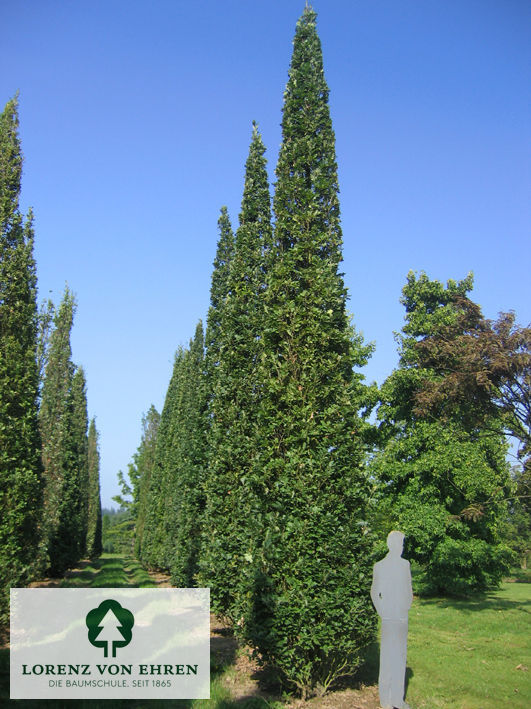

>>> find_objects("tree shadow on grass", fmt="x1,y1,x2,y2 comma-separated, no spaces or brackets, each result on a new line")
418,594,531,614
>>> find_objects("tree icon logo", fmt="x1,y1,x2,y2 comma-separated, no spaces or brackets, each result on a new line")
86,599,134,657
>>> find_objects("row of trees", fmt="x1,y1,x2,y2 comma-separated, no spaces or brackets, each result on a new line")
0,95,102,624
114,6,529,697
115,8,375,695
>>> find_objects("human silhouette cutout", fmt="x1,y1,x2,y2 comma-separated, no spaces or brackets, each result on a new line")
371,531,413,709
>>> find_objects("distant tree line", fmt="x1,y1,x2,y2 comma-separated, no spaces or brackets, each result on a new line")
0,95,102,625
113,6,529,698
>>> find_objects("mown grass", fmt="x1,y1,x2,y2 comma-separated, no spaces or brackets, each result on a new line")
61,554,157,589
404,576,531,708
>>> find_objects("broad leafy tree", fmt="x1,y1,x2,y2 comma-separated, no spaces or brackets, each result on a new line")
0,95,44,622
405,286,530,472
372,272,513,595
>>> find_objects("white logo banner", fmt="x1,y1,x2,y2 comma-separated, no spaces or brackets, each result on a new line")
10,588,210,699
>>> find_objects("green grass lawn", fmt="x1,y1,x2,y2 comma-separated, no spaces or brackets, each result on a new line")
60,554,158,589
405,579,531,708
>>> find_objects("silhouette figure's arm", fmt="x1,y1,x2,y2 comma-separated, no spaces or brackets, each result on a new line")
370,563,383,616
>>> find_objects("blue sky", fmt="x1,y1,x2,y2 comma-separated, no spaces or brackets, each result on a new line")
2,0,529,508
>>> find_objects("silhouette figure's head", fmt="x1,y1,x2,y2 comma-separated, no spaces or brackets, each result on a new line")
386,530,405,556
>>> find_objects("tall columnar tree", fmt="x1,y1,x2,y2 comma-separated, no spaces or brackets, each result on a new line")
141,349,186,569
0,95,44,622
86,417,103,558
166,321,208,586
204,206,235,387
245,8,376,695
68,365,89,558
114,405,161,559
134,405,160,558
200,125,272,619
372,272,513,595
39,287,80,574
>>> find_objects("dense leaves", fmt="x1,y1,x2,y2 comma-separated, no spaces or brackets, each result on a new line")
403,279,530,469
372,272,513,595
39,288,93,575
131,405,160,558
0,95,44,622
242,8,376,694
86,418,103,557
200,125,271,620
141,351,186,569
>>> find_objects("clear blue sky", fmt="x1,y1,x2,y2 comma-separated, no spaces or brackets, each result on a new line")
2,0,529,509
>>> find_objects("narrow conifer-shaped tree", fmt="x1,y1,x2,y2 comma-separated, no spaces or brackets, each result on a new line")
0,95,44,622
200,125,271,619
167,321,208,586
132,405,160,559
86,417,103,558
68,365,89,558
204,206,235,386
246,7,376,694
141,348,186,569
39,287,80,574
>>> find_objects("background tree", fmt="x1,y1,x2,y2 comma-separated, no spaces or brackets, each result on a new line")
501,465,530,569
372,272,513,595
67,365,90,558
200,125,271,619
39,287,83,574
406,291,530,471
0,95,44,622
244,8,376,695
86,417,103,558
141,349,186,569
166,321,207,586
36,297,55,397
127,405,160,559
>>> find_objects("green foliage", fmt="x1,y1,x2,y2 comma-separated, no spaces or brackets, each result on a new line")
239,8,376,695
167,322,208,587
501,465,530,569
0,95,44,622
140,325,207,580
204,206,235,388
40,287,88,575
200,125,271,619
397,271,530,467
68,366,90,557
101,509,134,555
131,405,160,558
372,272,513,595
86,418,103,557
141,351,186,569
